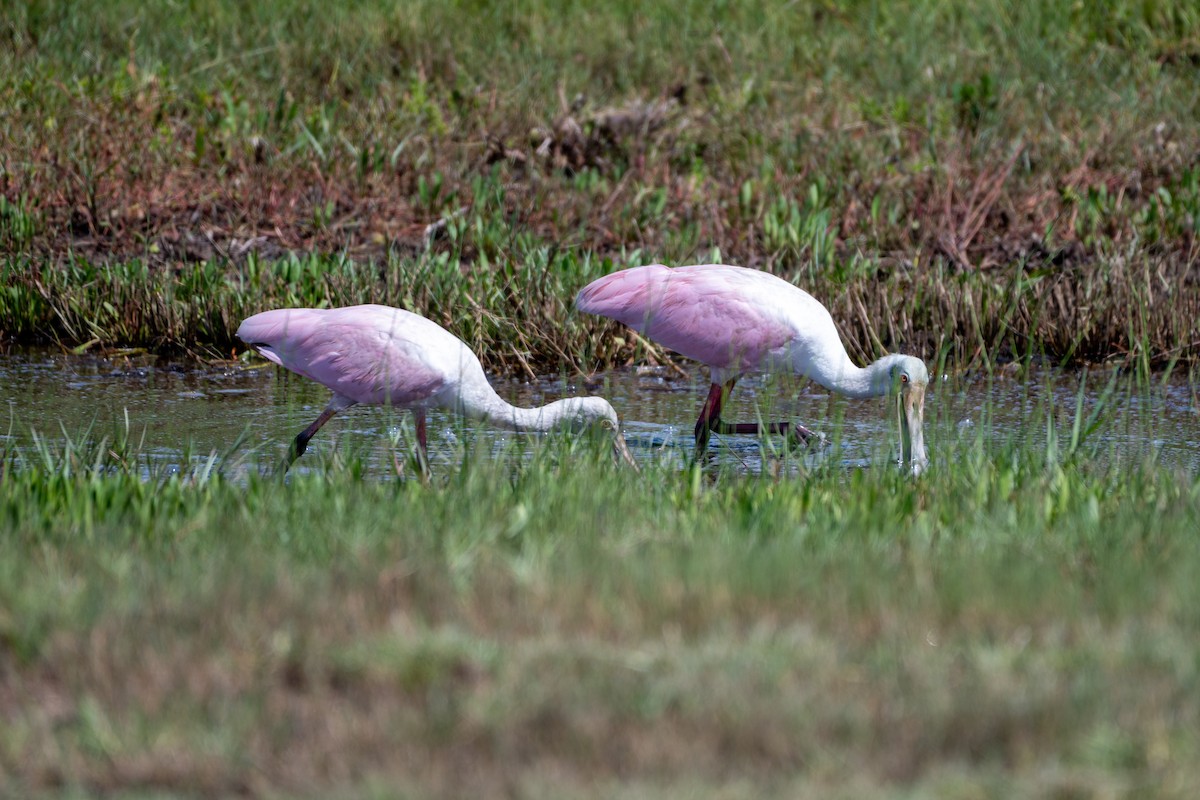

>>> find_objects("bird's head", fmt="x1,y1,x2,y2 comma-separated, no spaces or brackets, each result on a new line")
875,354,930,475
548,397,639,470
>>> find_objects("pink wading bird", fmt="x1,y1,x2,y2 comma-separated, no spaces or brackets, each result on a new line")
237,304,637,474
576,264,930,474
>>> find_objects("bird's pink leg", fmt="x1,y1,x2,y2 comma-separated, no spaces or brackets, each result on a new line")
282,405,341,471
413,410,430,478
280,394,359,473
693,381,730,455
694,379,818,454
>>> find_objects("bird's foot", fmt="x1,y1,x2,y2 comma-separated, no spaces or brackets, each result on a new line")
786,425,827,453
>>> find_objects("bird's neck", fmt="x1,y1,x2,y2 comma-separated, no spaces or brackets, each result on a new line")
817,355,902,399
467,387,576,433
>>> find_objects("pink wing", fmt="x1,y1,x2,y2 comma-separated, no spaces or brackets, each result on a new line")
577,264,797,374
237,306,452,407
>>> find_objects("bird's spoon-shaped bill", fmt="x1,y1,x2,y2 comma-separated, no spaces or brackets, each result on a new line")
610,427,639,471
900,384,928,476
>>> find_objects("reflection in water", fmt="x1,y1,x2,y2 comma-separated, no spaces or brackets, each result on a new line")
1,349,1198,477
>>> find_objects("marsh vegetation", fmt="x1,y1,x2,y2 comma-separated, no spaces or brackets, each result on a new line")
2,0,1198,368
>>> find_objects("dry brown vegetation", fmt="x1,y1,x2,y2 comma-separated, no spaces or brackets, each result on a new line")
9,88,1198,283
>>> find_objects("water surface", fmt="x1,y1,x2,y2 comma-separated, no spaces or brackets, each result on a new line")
1,349,1197,478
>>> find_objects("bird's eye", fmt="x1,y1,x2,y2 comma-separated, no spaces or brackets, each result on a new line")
901,373,909,384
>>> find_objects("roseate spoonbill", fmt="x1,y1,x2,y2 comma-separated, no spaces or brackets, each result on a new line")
237,304,637,474
576,264,929,473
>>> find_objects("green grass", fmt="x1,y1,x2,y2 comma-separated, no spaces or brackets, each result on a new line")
1,396,1199,797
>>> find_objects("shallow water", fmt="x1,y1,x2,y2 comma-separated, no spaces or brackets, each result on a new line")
1,349,1197,478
